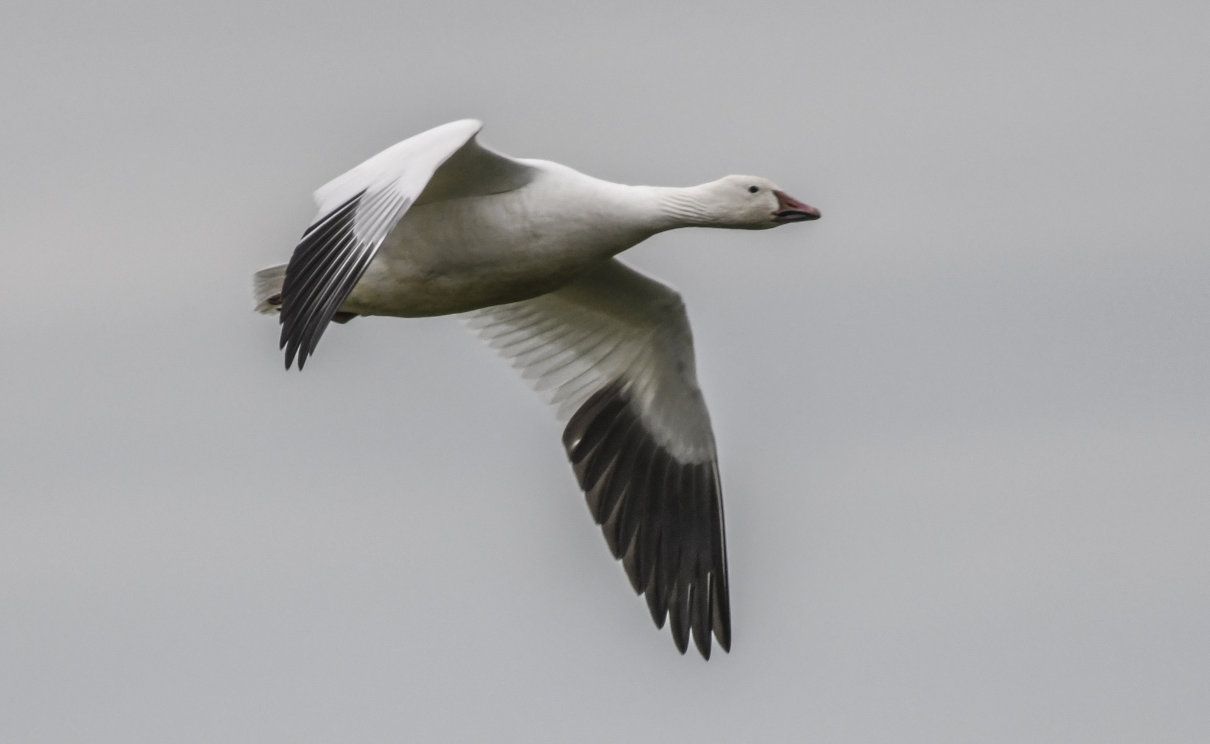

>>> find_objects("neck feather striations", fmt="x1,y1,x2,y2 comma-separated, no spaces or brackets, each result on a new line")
585,181,718,235
649,185,716,229
614,183,716,229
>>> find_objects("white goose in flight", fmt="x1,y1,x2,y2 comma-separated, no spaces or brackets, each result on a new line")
253,119,821,658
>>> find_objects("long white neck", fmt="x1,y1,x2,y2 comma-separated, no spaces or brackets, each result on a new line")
644,184,721,229
590,181,719,233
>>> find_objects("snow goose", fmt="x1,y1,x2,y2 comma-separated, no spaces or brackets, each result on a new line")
253,119,821,658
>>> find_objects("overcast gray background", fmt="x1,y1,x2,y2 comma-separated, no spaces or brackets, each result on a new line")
3,1,1209,741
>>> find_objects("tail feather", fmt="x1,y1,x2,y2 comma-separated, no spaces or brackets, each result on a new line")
253,264,287,314
253,263,358,324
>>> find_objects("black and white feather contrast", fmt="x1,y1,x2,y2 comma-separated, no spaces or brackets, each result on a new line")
255,118,822,657
563,382,730,657
466,260,731,658
279,185,412,369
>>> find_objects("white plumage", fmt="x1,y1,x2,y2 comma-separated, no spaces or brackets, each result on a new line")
253,119,821,657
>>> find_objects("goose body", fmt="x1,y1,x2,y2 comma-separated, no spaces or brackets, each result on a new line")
253,119,821,658
348,163,659,317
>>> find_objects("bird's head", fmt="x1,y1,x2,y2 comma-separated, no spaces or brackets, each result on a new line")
689,175,821,230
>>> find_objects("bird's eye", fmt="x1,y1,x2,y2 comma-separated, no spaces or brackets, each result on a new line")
748,185,759,194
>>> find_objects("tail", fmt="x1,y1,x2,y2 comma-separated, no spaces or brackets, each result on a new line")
253,264,287,314
252,263,359,323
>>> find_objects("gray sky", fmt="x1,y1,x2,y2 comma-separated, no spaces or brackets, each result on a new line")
3,1,1209,741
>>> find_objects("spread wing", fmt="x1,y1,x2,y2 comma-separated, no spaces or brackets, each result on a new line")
280,119,534,369
465,259,731,658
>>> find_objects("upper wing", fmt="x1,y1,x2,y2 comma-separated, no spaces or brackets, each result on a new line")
280,119,534,369
465,259,731,658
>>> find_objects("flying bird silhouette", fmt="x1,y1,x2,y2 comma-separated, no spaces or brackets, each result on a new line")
254,119,821,658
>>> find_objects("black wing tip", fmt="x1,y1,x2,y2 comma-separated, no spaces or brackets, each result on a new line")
283,350,307,371
665,606,729,659
669,589,692,654
276,189,374,372
278,326,307,371
683,594,731,659
563,382,731,660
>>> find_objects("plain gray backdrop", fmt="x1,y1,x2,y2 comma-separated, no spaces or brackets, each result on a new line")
3,1,1208,741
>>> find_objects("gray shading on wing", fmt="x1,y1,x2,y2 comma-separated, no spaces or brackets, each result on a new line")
465,259,731,658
